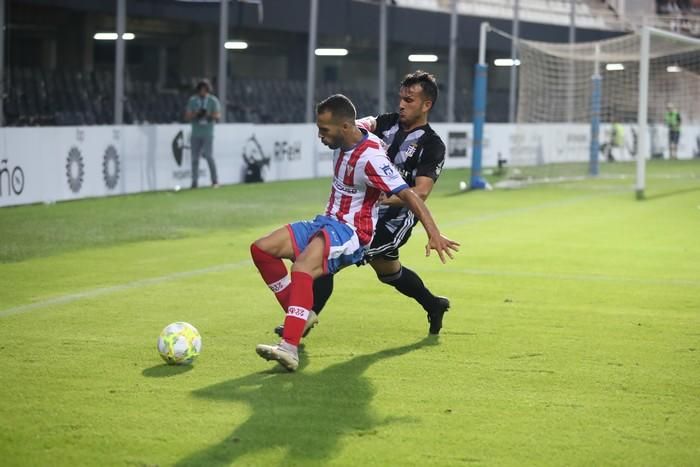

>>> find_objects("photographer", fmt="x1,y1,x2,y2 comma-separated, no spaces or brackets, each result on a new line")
184,79,221,188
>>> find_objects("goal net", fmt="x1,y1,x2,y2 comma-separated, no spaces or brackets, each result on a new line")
484,26,700,196
517,31,700,126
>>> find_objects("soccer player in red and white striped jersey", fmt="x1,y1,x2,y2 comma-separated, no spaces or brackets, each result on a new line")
250,94,459,371
323,119,405,247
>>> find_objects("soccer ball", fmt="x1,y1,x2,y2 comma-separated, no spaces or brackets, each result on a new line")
157,322,202,365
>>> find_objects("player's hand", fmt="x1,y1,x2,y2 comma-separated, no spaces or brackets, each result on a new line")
425,234,460,264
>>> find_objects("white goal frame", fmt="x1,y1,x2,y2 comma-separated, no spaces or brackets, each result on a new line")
636,26,700,199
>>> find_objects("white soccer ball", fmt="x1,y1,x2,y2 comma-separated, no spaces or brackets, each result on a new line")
157,322,202,365
173,185,181,192
459,180,468,191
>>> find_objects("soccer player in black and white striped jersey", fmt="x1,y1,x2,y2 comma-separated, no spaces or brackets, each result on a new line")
276,70,450,337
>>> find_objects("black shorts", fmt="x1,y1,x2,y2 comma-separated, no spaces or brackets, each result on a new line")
669,130,680,144
363,207,416,262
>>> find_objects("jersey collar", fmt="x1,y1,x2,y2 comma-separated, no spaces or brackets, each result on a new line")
341,128,369,152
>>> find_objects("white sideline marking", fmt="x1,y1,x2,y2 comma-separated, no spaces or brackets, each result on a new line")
428,267,700,288
0,261,250,318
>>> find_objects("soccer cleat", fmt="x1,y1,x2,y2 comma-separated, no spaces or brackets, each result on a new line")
274,310,319,339
255,341,299,371
426,296,450,335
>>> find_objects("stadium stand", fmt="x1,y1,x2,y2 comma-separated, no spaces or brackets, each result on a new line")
395,0,619,29
7,0,692,126
3,70,474,126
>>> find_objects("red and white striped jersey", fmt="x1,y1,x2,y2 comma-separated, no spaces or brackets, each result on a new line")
324,128,408,246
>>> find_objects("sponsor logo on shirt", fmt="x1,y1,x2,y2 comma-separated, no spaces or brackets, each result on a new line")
333,178,358,194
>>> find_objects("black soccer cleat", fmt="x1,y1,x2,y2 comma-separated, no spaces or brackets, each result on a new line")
426,296,450,335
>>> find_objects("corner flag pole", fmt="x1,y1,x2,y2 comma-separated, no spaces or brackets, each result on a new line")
470,21,490,190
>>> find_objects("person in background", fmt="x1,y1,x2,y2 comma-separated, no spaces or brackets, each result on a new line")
185,79,221,188
609,119,625,162
665,103,681,160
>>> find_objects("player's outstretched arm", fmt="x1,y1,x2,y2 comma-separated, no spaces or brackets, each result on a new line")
395,188,460,263
381,175,434,207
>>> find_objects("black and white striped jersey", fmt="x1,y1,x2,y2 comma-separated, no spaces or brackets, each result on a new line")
373,112,445,188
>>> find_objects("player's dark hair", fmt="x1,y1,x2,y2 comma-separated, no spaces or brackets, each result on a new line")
316,94,357,122
401,70,438,108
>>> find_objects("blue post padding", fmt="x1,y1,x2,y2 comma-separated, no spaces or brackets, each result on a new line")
589,75,601,176
471,63,488,190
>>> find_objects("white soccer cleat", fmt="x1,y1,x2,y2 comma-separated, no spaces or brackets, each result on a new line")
304,310,319,335
256,341,299,372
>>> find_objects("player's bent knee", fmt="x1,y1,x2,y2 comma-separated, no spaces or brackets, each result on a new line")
290,259,323,278
253,227,294,258
371,258,401,276
252,239,273,256
290,261,311,273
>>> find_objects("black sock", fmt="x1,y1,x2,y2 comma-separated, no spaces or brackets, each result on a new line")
312,274,334,316
380,266,436,312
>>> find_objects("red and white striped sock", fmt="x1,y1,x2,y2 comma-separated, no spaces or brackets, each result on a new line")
250,243,291,311
282,271,314,346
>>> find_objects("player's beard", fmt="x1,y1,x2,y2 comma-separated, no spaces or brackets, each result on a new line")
399,109,417,124
399,109,426,130
322,136,341,150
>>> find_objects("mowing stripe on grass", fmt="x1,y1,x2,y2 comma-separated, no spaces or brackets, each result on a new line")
428,267,700,288
2,190,686,319
0,260,251,318
442,193,610,228
0,193,616,318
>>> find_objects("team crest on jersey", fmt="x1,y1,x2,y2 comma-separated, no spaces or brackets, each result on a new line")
405,143,418,158
345,164,354,177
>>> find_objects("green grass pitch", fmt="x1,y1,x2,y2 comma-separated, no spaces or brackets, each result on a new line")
1,161,699,466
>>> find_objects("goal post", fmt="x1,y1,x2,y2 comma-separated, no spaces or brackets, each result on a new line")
470,21,490,190
637,26,700,199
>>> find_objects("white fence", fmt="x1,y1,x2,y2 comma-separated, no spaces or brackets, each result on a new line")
1,122,697,207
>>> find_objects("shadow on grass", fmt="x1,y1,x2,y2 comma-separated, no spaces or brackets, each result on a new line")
644,185,700,201
444,189,473,198
142,363,194,378
175,336,438,466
